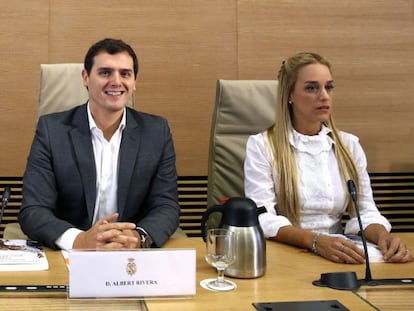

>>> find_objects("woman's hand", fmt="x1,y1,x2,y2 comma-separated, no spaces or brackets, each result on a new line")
316,235,366,264
364,224,412,263
377,233,412,263
274,226,365,264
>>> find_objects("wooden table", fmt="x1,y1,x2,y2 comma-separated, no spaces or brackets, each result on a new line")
1,234,413,310
147,234,414,311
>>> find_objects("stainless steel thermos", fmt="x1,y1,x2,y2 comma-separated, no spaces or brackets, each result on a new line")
201,197,266,278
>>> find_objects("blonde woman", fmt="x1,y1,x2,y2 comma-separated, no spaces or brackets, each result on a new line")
244,52,412,263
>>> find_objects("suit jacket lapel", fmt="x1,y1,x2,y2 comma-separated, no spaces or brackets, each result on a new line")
118,109,141,218
69,105,97,224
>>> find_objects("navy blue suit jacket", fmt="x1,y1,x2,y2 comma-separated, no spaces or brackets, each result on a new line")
19,104,180,249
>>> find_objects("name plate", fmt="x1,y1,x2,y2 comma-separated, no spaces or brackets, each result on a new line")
68,248,196,298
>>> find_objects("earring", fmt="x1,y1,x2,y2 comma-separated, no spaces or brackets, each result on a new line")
288,100,293,105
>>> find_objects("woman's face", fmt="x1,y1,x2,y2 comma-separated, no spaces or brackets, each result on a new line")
289,63,334,135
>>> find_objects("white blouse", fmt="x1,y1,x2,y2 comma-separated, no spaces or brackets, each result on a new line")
244,126,391,238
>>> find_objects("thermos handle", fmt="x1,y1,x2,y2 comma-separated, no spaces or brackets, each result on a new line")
200,205,223,242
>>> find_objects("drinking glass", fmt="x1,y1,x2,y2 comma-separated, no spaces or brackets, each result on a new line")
203,228,236,291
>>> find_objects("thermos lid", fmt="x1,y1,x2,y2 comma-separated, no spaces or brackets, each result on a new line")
221,197,259,227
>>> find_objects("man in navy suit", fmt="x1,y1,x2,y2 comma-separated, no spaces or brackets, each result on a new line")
19,38,180,250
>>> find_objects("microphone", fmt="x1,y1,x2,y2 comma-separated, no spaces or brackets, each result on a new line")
0,186,11,227
347,179,372,283
313,179,414,290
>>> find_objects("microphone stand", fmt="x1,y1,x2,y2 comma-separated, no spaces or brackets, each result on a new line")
347,180,372,284
0,186,11,227
348,180,414,287
313,180,414,290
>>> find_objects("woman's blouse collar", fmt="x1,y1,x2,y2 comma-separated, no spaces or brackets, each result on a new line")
289,125,335,155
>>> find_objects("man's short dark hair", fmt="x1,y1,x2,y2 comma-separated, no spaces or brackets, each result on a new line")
84,38,139,78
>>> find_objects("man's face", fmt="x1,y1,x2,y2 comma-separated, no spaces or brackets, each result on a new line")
82,51,136,113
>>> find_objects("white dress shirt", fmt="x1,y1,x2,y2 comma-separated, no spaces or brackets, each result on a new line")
90,107,125,225
244,125,391,239
55,104,126,250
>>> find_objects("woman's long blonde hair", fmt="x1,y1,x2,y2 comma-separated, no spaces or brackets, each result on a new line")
267,52,359,226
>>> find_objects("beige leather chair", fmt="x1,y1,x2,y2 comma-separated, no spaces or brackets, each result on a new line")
207,80,278,209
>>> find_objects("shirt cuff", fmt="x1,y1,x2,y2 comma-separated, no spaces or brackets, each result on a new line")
54,228,84,250
344,216,391,235
259,212,291,238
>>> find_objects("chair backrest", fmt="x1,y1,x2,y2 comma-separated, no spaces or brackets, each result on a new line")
207,80,278,208
37,63,135,121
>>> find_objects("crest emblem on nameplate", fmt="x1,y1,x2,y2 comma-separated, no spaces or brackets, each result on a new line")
126,257,137,276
